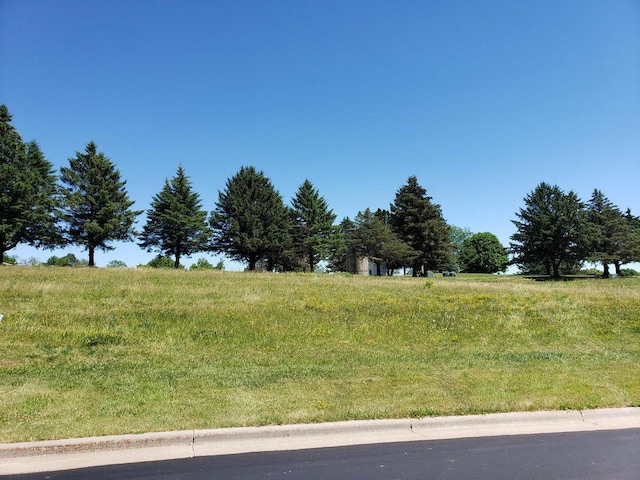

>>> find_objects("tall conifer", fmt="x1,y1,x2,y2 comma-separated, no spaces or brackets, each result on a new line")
210,166,292,271
390,176,451,275
60,142,140,266
0,105,61,260
615,209,640,275
291,179,337,272
585,190,627,277
510,182,590,278
139,166,212,268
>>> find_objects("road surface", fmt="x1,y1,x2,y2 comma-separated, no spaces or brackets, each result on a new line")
10,428,640,480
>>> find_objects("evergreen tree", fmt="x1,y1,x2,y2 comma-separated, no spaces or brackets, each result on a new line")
389,176,452,275
614,209,640,275
59,142,141,266
210,166,292,271
326,217,352,273
290,179,337,272
0,105,61,260
349,209,390,276
374,208,417,275
349,208,415,276
139,166,212,269
510,182,591,278
585,189,627,277
459,232,509,273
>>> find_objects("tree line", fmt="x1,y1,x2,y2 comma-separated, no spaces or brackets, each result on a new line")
510,182,640,278
2,105,639,276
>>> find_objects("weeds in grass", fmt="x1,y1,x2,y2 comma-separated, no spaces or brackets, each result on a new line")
0,268,638,441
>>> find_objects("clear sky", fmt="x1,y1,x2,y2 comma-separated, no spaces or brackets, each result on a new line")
1,0,639,270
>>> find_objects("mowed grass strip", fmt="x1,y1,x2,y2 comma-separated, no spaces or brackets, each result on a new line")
1,267,638,442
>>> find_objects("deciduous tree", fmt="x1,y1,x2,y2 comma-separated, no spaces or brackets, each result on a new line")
459,232,508,273
46,253,88,267
143,255,180,269
106,259,127,268
449,225,473,270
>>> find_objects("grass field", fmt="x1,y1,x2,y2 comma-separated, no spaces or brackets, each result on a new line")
1,267,639,442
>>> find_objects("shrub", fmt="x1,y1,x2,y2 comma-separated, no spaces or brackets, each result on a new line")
619,268,639,277
579,268,601,276
142,256,183,269
190,258,214,270
106,260,128,268
46,254,88,267
2,254,17,265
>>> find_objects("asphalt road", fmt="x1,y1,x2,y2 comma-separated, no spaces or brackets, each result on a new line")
10,428,640,480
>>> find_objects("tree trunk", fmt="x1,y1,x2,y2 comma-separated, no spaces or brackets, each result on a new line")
602,262,610,278
308,246,315,273
552,261,560,279
412,261,421,277
614,262,622,276
174,252,181,269
88,246,95,267
248,256,257,271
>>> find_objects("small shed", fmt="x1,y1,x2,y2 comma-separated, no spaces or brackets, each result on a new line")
346,252,370,275
346,252,388,276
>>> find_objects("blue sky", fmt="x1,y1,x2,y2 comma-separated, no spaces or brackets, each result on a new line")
1,0,639,269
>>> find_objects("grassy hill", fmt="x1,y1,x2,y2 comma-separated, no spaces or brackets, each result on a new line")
1,267,638,442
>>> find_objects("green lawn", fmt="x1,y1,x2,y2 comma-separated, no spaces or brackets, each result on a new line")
1,267,638,442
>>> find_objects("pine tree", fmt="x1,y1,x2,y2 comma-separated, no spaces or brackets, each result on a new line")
613,209,640,275
326,217,352,273
60,142,141,266
585,189,627,277
373,208,417,275
139,166,212,268
290,179,337,272
0,105,61,260
389,176,452,275
210,166,292,271
510,182,591,278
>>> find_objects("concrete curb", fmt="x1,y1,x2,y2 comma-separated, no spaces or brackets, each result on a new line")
2,407,639,475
